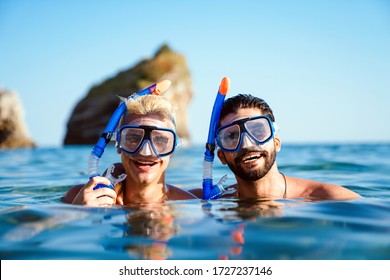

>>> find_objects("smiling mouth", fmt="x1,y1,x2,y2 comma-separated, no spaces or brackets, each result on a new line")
242,154,262,163
133,160,158,167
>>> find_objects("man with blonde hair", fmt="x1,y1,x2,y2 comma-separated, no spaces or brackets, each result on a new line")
64,94,196,206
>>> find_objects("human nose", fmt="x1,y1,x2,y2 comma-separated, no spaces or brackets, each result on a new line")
138,140,155,156
240,132,256,149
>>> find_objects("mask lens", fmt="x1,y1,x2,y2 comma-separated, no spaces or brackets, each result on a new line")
120,127,145,152
217,124,240,150
245,118,272,143
151,129,175,155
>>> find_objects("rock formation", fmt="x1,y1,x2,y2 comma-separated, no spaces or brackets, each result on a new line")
64,44,192,145
0,88,36,149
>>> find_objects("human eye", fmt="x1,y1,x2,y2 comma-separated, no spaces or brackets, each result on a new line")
122,128,144,147
248,120,270,140
152,130,173,151
221,125,239,140
126,133,142,143
224,131,238,141
154,136,168,145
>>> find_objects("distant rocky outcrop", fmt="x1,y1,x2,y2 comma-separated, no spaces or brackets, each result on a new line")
0,88,36,149
64,44,193,145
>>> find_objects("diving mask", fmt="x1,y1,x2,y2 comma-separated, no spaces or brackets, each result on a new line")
216,115,276,152
116,125,178,157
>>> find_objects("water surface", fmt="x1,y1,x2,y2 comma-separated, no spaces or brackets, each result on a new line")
1,144,389,259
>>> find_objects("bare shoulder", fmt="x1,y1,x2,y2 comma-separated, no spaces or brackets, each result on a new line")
287,176,361,200
167,185,199,200
62,184,84,204
187,187,202,198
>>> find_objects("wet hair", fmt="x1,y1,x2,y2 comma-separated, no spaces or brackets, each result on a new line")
219,94,275,124
119,94,176,127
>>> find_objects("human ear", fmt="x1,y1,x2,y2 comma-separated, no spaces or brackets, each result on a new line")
274,136,282,152
217,149,227,165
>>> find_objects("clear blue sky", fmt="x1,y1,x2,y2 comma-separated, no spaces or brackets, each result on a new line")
1,0,389,146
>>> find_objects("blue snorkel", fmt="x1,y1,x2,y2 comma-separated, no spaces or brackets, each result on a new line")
88,80,171,189
202,77,230,200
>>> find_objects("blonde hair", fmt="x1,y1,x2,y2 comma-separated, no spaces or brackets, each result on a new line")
120,94,176,127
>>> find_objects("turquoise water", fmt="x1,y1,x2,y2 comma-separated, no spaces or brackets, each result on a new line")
1,143,390,260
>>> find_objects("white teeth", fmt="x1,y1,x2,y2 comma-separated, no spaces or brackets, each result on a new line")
243,155,260,162
137,161,155,165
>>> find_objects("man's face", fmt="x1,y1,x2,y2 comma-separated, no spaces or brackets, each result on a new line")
217,108,280,181
119,114,175,186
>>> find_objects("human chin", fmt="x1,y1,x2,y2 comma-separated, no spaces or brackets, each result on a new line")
130,156,168,184
229,150,276,181
230,148,267,172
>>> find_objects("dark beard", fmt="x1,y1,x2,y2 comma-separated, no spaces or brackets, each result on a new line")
226,147,276,181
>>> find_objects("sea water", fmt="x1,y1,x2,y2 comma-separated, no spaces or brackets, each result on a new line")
0,143,390,260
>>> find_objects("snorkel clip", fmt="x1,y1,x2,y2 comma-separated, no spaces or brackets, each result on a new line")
101,132,114,144
205,143,216,152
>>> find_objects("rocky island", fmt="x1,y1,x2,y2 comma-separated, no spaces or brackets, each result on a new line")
63,44,193,145
0,88,36,149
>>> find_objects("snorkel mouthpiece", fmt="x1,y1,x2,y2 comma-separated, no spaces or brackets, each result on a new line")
135,79,171,97
88,80,171,188
154,80,171,95
219,77,230,95
202,77,231,200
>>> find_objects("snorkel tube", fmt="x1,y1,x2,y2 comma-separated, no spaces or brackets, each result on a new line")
202,77,230,200
88,80,171,188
